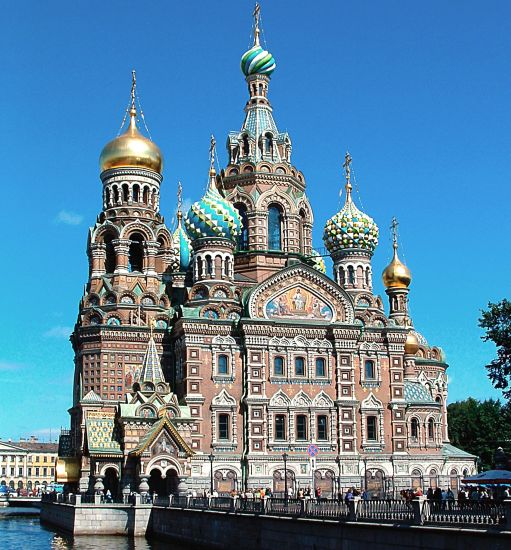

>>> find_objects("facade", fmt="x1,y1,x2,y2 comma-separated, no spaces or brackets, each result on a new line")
58,8,476,498
0,438,58,492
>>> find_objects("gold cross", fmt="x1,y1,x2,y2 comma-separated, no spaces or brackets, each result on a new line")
390,217,399,246
343,151,352,184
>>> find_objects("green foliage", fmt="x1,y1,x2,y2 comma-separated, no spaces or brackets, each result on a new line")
448,398,511,470
479,299,511,400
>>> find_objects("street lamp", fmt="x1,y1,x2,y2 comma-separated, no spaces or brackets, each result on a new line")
363,457,368,493
208,453,215,495
282,452,288,503
335,456,341,500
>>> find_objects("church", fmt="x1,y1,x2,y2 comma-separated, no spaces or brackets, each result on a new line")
57,5,476,498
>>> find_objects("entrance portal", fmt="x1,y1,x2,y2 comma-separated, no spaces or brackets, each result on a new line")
149,468,179,496
103,467,120,499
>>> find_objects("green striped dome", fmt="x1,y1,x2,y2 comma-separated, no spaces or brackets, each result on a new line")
241,45,276,76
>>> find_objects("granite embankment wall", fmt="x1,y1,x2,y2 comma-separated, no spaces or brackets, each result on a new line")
150,507,511,550
40,502,151,536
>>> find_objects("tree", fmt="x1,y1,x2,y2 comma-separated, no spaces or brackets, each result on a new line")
479,299,511,400
448,398,511,471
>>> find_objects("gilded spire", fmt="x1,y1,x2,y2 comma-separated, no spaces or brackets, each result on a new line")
343,151,353,203
177,181,183,224
209,134,217,188
128,69,138,129
253,3,261,46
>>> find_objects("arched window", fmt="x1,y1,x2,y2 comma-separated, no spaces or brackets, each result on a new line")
122,183,129,202
128,233,144,272
113,186,120,204
218,414,230,440
242,135,250,156
268,204,283,251
348,266,355,285
133,184,140,202
235,203,249,251
143,186,149,204
365,268,370,287
411,418,419,439
295,357,305,376
428,418,435,439
317,415,328,441
315,358,326,377
218,354,229,375
275,415,286,440
105,187,111,206
299,209,306,254
104,233,116,273
296,415,307,440
274,356,284,376
429,468,438,489
366,416,377,441
206,256,213,276
364,360,375,380
265,133,273,154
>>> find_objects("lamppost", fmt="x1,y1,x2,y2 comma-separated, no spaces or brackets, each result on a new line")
363,457,368,492
335,456,341,500
282,452,288,503
208,453,215,495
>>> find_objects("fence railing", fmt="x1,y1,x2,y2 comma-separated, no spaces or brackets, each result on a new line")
43,493,511,528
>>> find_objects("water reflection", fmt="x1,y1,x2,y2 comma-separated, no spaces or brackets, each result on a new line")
0,511,192,550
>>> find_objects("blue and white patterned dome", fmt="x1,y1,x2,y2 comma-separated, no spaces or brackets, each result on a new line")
170,214,192,271
185,171,241,242
241,45,276,77
310,250,326,273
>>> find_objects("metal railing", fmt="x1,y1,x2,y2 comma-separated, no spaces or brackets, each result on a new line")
357,499,414,522
306,499,350,520
266,498,302,516
423,500,506,526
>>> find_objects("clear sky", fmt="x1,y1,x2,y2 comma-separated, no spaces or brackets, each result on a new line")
1,1,509,441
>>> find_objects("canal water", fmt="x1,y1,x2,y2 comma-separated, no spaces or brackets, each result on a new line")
0,508,194,549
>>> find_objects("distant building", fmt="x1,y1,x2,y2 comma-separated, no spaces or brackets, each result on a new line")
0,437,58,492
57,6,476,498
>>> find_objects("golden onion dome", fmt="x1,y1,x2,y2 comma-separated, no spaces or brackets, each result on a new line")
404,330,419,355
99,108,163,174
382,242,411,289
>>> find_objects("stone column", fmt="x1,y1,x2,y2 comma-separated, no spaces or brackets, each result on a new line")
143,241,160,276
90,243,106,278
113,239,131,274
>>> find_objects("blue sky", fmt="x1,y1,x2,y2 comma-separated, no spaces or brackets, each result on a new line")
1,1,509,441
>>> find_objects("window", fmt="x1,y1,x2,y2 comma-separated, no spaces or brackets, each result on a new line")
366,416,377,441
218,414,230,440
242,135,250,156
348,266,355,285
43,468,47,477
27,468,32,476
428,418,434,439
35,468,40,476
296,415,307,440
128,233,144,272
275,415,286,440
274,356,284,376
104,233,116,273
235,203,249,251
51,468,55,477
218,354,229,375
317,415,328,441
264,133,273,154
364,360,375,380
295,357,305,376
268,205,283,251
18,467,22,476
315,358,326,377
411,418,419,439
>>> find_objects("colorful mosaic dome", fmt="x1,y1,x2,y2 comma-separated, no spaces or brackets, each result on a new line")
241,45,276,77
310,250,326,273
170,215,192,271
185,171,241,242
323,196,379,254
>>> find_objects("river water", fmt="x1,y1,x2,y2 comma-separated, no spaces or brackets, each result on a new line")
0,509,193,549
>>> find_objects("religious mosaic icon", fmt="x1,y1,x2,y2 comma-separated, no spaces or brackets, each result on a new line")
265,287,333,321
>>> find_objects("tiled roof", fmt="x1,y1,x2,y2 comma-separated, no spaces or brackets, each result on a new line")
404,381,436,404
14,442,58,453
441,443,477,458
81,390,103,403
139,336,165,384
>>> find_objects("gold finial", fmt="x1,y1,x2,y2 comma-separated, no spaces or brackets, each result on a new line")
177,181,183,223
390,216,399,252
343,151,352,202
253,3,261,46
130,70,137,113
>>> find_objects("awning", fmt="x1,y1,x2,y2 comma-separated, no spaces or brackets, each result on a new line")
462,469,511,485
56,457,80,483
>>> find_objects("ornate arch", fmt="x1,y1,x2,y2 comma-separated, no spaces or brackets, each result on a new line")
256,186,297,214
91,222,120,243
120,221,156,241
269,390,291,408
99,463,121,476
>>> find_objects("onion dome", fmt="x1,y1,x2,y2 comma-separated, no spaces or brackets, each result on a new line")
99,72,162,174
323,153,379,254
171,211,192,271
310,250,326,273
240,4,276,77
99,107,163,174
241,45,276,77
382,241,411,289
404,330,420,355
185,167,241,242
